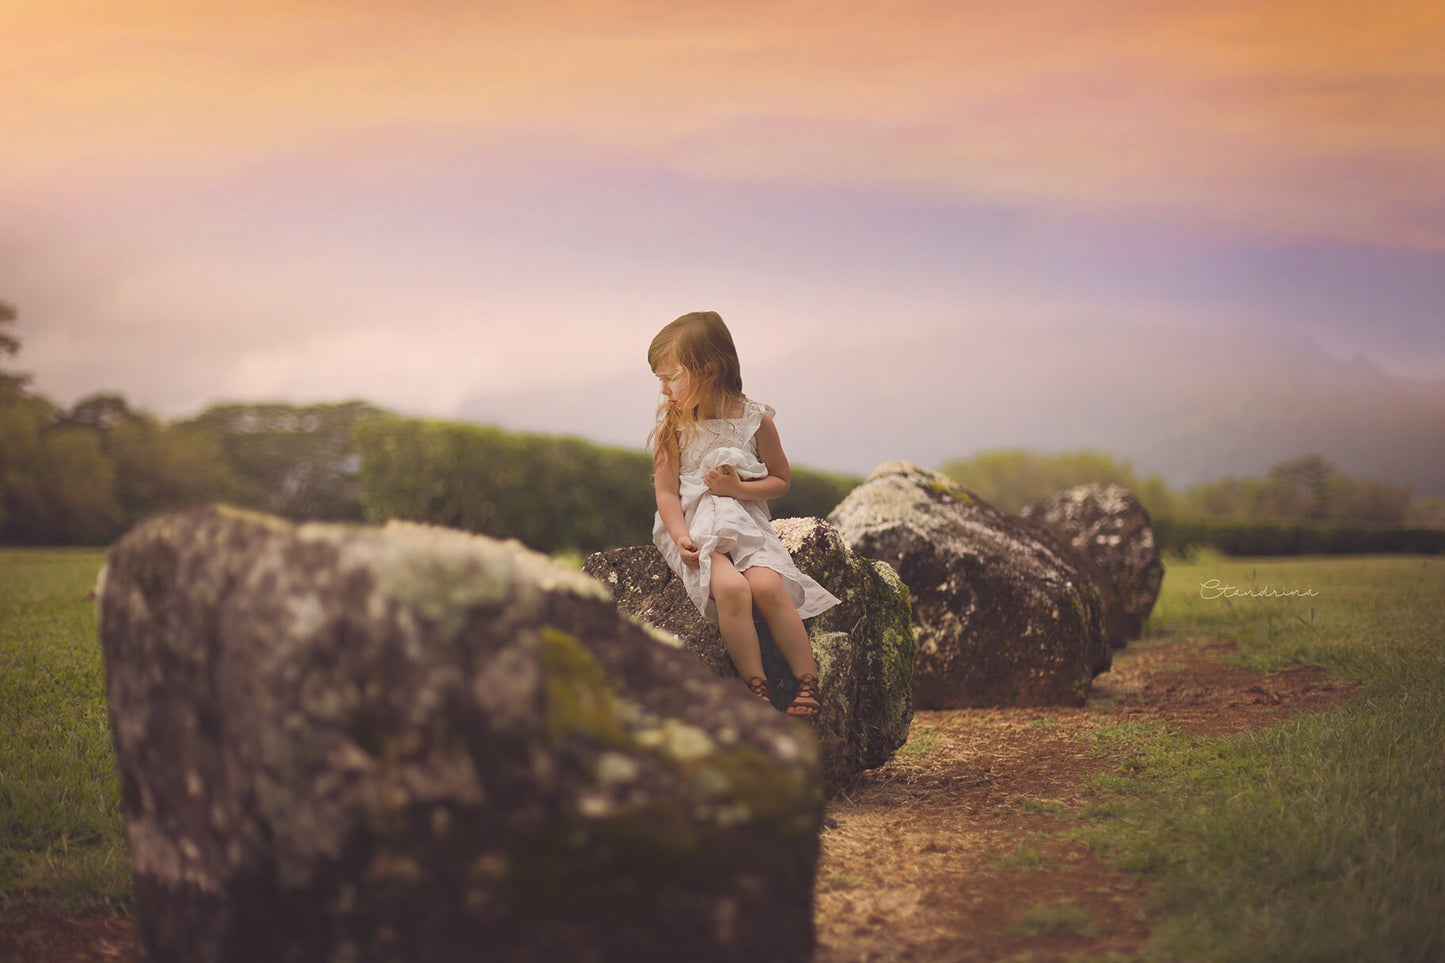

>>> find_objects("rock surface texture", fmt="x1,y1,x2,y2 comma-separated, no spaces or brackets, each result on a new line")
583,517,916,794
1020,483,1165,641
99,506,821,963
828,462,1111,709
1011,516,1130,653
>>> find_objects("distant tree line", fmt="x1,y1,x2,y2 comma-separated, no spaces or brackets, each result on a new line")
0,391,383,545
3,300,1441,554
353,417,861,552
1,302,382,543
942,449,1445,555
355,417,658,551
940,449,1427,524
0,302,857,550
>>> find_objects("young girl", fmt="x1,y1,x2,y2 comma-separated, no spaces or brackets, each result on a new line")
648,311,839,719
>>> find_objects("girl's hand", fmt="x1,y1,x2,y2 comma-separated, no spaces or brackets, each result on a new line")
703,465,745,499
676,534,701,568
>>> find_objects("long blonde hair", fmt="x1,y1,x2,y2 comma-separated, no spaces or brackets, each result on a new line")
646,310,744,455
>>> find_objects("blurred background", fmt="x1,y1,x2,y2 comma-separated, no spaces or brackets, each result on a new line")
4,0,1443,548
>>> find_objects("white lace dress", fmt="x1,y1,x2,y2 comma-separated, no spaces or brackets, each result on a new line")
653,398,841,622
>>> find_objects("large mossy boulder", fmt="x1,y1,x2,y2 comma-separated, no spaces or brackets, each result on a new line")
828,461,1110,709
98,505,821,963
1020,483,1165,641
583,517,916,794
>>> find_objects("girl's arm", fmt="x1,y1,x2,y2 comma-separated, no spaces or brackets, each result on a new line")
704,413,791,501
653,435,701,567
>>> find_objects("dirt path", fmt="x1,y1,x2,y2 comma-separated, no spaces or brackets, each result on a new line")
814,637,1354,962
2,638,1352,963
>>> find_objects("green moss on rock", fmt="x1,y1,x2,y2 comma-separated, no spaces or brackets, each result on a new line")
927,479,974,503
540,627,628,748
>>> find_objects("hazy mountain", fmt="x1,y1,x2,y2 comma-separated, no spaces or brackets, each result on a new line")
459,320,1445,496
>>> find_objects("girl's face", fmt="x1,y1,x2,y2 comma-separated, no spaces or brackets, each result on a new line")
654,357,694,409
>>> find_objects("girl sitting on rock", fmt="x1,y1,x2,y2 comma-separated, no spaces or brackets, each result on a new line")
647,310,839,718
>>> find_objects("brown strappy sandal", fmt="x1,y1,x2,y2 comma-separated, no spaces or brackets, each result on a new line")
786,673,821,719
745,676,773,705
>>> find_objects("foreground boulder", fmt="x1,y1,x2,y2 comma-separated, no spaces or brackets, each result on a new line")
583,517,915,794
99,506,821,963
1020,483,1165,641
828,462,1110,709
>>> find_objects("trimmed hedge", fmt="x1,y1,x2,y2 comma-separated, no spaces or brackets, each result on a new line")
1153,515,1445,556
354,416,860,555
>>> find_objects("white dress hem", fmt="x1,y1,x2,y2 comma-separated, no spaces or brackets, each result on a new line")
652,399,841,623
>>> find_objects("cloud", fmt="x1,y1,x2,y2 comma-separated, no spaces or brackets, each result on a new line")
7,0,1443,248
4,0,1443,434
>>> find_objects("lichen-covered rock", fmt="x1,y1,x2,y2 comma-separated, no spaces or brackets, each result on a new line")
828,461,1110,709
583,517,915,794
1020,483,1165,640
1013,514,1130,652
99,505,821,963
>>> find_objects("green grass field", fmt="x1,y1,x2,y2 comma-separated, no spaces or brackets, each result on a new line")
0,548,128,915
2,547,1442,960
1107,551,1445,962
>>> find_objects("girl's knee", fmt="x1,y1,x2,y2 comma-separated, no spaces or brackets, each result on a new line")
712,568,752,611
744,566,786,602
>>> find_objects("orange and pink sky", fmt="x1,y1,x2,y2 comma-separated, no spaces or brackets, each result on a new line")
5,1,1443,477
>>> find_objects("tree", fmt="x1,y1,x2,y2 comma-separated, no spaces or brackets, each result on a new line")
1320,475,1411,526
0,301,16,357
0,393,52,536
939,448,1149,513
40,427,123,543
0,300,31,398
0,394,125,544
1267,454,1335,520
106,415,238,521
183,401,389,520
65,392,141,430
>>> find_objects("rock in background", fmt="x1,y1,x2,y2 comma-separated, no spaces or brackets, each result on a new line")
1013,514,1130,653
1020,483,1165,641
583,517,915,794
99,505,821,963
828,461,1110,709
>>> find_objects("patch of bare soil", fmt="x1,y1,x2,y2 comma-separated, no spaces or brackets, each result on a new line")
0,905,137,963
2,639,1353,963
814,638,1355,963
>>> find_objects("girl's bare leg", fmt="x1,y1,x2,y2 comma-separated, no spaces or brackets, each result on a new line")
710,553,765,682
742,566,819,679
